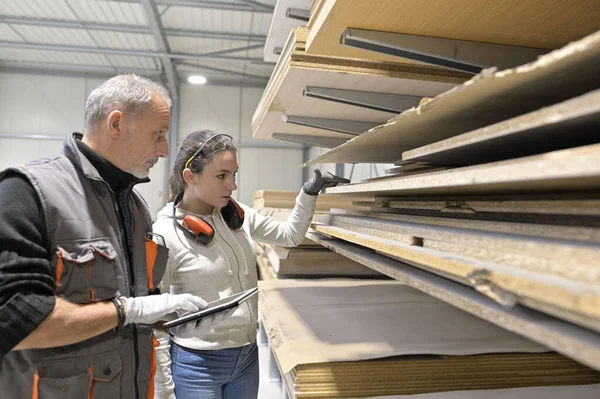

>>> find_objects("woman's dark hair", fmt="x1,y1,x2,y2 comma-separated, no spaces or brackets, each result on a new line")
169,130,237,201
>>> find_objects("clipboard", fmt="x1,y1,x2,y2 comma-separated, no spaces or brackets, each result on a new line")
163,287,259,330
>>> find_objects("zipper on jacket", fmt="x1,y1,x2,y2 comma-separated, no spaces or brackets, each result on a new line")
105,185,140,399
216,217,256,335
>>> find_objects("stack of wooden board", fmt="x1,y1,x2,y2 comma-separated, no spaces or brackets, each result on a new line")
254,204,381,279
253,189,369,211
259,279,600,398
257,241,381,279
305,29,600,165
301,30,600,372
252,26,467,143
306,0,600,65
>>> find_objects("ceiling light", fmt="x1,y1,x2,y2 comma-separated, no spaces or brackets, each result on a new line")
188,75,207,85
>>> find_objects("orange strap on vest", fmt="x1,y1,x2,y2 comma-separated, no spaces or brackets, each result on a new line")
148,335,160,399
145,237,158,292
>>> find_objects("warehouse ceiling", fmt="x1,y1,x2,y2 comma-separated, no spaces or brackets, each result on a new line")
0,0,278,97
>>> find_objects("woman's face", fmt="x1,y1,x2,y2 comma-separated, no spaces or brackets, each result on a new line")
185,151,238,209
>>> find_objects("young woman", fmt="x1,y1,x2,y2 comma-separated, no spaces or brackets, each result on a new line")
152,130,348,399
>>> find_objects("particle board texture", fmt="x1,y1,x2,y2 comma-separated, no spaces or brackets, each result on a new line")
402,88,600,166
351,195,600,217
309,217,600,332
306,0,600,63
306,232,600,373
253,27,468,140
259,279,600,398
322,143,600,197
330,208,600,244
304,29,600,165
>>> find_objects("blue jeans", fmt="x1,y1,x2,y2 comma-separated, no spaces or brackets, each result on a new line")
170,341,259,399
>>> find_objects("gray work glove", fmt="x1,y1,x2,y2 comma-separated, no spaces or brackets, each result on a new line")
302,168,350,195
123,293,207,326
167,307,236,338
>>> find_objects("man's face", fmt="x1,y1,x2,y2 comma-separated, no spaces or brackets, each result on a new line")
188,151,239,209
118,93,170,178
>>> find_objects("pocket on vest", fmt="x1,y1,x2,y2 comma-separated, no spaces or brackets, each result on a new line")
34,350,124,398
55,238,119,303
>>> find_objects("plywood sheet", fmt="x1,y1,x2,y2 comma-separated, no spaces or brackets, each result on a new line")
403,89,600,166
253,27,468,140
262,244,381,277
253,67,459,140
264,0,311,63
316,213,600,285
309,224,600,331
323,143,600,196
306,232,600,372
306,0,600,62
305,30,600,165
254,189,368,210
332,208,600,244
351,196,600,217
258,279,547,374
371,384,600,399
285,353,599,398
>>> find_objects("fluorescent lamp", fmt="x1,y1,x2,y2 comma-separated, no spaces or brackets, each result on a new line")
188,75,207,85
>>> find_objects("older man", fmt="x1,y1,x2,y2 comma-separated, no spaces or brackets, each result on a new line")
0,75,205,398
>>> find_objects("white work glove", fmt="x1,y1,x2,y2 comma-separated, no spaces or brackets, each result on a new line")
123,293,207,326
166,307,236,338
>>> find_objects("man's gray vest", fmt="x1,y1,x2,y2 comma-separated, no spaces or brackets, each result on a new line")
0,134,168,399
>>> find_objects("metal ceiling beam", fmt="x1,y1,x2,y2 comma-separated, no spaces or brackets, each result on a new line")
0,15,267,42
198,43,264,57
166,28,265,42
176,61,268,82
0,62,162,79
108,0,273,13
0,41,268,63
141,0,178,99
181,77,266,88
0,133,64,141
0,62,266,88
234,0,274,12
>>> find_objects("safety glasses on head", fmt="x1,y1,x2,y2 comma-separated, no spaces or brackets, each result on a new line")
184,133,234,170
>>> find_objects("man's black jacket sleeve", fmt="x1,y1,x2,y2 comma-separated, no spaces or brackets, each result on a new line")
0,173,55,358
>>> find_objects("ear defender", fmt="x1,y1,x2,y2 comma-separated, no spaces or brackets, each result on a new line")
181,215,215,245
173,193,244,245
221,199,245,230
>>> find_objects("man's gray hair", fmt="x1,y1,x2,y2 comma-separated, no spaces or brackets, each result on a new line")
84,74,172,133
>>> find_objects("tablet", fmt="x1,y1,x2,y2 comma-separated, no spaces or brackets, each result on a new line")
163,287,259,330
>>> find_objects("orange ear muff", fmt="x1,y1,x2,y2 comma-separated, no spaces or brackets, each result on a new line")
182,215,215,245
221,199,244,230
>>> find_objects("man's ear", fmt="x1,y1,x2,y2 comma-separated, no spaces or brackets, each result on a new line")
106,110,124,140
182,168,195,185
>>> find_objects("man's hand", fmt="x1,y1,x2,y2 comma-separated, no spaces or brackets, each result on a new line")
302,169,350,196
122,293,207,326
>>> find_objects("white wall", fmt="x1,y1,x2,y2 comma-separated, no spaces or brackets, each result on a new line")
0,73,305,217
0,73,168,218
